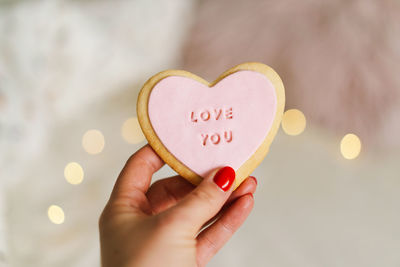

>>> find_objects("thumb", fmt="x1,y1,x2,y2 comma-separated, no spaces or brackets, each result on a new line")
164,166,236,233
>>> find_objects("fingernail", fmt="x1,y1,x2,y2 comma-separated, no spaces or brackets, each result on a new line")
249,176,257,185
213,166,235,191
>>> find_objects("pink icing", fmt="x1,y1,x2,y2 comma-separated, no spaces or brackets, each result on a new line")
148,70,277,178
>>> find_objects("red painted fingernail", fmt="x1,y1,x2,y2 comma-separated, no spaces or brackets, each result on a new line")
249,176,257,185
213,166,235,191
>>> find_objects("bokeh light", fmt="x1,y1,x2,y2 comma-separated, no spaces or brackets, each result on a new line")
64,162,84,185
82,129,105,155
121,117,145,144
281,109,306,136
340,133,361,160
48,205,65,224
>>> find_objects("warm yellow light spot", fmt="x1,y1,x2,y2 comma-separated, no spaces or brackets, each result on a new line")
281,109,306,136
64,162,84,185
340,133,361,160
82,129,105,155
48,205,65,224
121,117,145,144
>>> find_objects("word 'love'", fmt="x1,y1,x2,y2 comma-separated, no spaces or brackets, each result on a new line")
190,107,233,122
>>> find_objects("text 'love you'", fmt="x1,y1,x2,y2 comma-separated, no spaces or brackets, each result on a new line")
190,107,234,146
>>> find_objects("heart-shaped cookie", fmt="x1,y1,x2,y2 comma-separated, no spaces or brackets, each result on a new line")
137,62,285,188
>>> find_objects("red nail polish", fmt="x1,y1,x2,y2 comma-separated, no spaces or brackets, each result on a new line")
213,166,235,191
249,176,257,185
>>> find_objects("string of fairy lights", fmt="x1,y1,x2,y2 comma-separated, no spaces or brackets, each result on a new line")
47,109,362,224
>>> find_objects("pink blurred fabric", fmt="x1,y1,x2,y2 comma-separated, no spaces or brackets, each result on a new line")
182,0,400,150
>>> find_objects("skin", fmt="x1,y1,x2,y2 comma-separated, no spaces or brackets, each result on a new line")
99,144,257,267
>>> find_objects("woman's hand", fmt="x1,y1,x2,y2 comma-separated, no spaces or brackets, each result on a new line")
99,145,257,267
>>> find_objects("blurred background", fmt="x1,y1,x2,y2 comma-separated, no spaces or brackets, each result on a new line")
1,0,400,266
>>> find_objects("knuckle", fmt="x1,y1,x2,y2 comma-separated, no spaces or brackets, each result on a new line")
218,219,235,235
98,208,109,230
133,154,157,173
191,188,216,207
203,234,218,251
98,204,117,230
99,204,111,220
